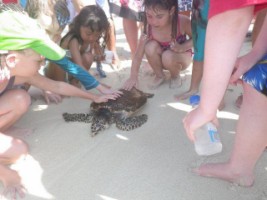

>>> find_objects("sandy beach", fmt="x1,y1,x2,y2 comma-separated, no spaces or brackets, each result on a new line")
4,16,267,200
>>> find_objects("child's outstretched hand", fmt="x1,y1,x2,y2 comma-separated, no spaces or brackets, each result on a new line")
93,94,119,103
96,84,122,96
123,76,138,91
42,90,63,104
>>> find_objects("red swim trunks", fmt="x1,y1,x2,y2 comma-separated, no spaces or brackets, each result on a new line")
209,0,267,19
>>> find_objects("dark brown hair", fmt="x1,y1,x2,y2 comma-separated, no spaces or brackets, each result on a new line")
143,0,178,40
61,5,110,50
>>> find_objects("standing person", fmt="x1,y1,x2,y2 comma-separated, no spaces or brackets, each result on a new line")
109,0,143,59
183,1,267,186
96,0,120,69
234,8,267,108
123,0,193,90
175,0,208,100
0,6,119,199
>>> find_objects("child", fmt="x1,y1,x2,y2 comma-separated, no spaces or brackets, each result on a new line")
47,5,110,87
183,1,267,186
123,0,193,90
24,1,117,101
175,0,208,100
0,6,119,199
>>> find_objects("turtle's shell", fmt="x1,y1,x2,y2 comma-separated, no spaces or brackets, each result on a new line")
90,87,154,118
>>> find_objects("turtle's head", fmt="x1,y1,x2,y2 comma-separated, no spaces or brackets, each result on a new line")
90,108,112,137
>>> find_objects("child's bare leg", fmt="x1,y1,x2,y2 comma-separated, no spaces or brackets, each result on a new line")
145,40,165,89
162,50,191,89
0,90,31,131
0,133,28,198
175,61,203,100
194,83,267,186
45,62,66,82
0,90,30,197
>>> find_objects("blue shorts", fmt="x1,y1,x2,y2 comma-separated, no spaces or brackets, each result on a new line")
243,54,267,97
191,0,209,61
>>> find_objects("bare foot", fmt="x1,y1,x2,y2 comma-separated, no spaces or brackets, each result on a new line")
148,76,165,90
193,163,254,187
0,165,26,199
174,89,198,100
169,76,183,89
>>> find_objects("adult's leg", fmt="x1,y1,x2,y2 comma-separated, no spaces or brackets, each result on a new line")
194,83,267,186
123,18,139,59
200,6,253,117
107,18,120,68
0,90,31,131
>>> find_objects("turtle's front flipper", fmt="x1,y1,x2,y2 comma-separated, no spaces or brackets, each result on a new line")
63,113,93,123
116,114,148,131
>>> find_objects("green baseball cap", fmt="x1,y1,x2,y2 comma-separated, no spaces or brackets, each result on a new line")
0,9,66,61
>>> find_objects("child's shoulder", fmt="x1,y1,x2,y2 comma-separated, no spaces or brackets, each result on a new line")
61,33,78,49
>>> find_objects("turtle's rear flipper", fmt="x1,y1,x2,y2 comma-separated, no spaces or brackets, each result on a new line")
116,114,148,131
63,113,93,123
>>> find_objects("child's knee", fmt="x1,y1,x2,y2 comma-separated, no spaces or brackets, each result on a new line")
11,90,31,114
162,51,174,66
82,53,94,69
145,40,161,56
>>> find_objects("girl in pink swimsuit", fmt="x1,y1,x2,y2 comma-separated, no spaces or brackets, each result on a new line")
123,0,193,90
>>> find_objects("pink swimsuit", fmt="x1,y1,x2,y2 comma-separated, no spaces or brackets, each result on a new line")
148,16,189,51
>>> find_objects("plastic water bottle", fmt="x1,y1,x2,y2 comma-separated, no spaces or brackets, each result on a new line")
189,95,222,156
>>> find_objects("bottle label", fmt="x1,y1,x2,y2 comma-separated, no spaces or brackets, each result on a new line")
208,129,220,142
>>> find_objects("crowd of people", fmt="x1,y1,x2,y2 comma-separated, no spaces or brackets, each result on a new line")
0,0,267,199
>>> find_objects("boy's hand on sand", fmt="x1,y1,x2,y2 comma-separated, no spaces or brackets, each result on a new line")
123,77,138,91
93,94,118,103
43,90,63,104
1,168,26,200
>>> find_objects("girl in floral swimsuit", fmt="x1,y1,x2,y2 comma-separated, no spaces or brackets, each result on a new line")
123,0,193,90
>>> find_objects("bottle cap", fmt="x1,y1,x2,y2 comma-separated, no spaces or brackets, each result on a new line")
189,95,200,106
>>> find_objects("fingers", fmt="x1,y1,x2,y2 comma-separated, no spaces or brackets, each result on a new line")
123,80,137,91
2,184,26,200
45,94,63,104
183,116,195,142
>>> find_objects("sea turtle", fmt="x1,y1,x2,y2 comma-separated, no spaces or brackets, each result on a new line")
63,87,154,136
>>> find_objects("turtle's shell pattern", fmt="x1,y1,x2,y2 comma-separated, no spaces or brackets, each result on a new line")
90,87,154,118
